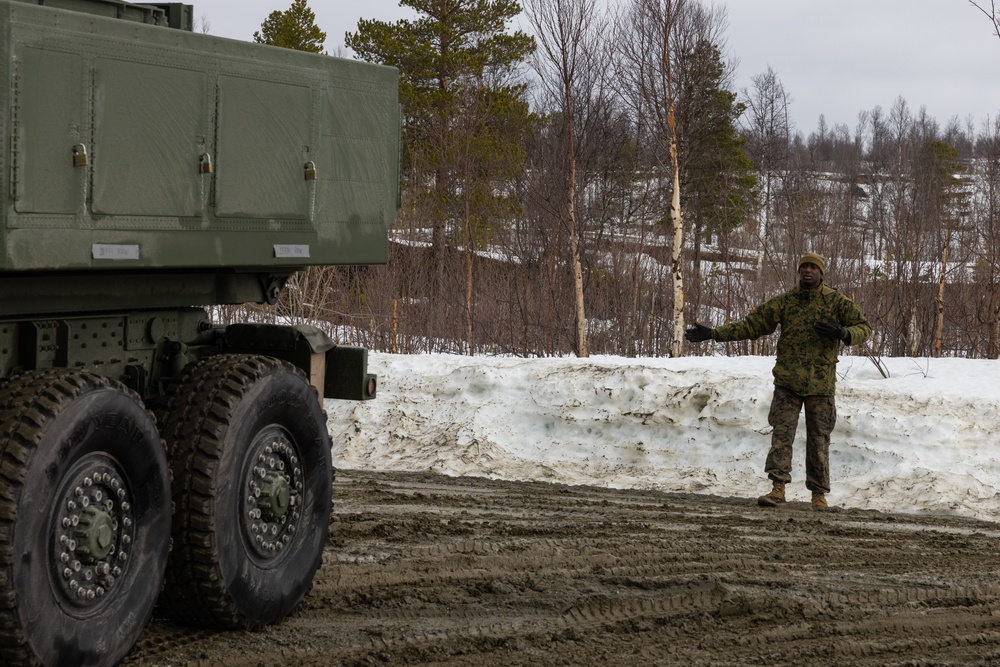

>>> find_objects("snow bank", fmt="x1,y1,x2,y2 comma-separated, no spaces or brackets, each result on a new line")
326,353,1000,521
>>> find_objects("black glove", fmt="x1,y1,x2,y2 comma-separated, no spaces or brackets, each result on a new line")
814,322,848,343
684,323,715,343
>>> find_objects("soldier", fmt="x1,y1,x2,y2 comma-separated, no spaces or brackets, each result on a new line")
684,252,871,510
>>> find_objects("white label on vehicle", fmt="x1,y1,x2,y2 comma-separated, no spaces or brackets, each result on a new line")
274,244,311,258
92,244,140,260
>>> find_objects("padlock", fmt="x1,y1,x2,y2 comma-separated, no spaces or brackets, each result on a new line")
72,144,89,167
199,153,214,174
304,161,317,181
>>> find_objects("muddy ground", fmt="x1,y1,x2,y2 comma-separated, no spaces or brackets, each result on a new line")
124,469,1000,666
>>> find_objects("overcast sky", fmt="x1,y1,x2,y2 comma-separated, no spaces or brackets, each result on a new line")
189,0,1000,137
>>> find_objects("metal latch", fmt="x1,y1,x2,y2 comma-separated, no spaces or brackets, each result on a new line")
199,153,214,174
304,161,317,181
72,144,89,167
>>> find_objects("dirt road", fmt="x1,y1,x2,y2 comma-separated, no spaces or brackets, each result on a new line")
124,470,1000,666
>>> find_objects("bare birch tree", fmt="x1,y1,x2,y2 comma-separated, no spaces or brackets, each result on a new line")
741,67,793,282
614,0,688,356
971,0,1000,346
525,0,607,357
973,116,1000,357
664,49,684,355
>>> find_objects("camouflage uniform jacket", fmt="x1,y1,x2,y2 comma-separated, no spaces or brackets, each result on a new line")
711,283,871,396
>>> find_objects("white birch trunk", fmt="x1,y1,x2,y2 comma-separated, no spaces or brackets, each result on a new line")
568,151,589,358
934,244,947,358
668,105,684,358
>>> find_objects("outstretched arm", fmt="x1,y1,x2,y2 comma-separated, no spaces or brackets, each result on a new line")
712,298,781,343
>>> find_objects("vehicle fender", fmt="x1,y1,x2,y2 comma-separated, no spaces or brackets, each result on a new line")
222,324,375,401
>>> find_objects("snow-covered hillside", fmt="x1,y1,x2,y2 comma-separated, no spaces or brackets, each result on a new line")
326,353,1000,521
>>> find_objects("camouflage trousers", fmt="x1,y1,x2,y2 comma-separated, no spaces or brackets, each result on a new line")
765,385,836,494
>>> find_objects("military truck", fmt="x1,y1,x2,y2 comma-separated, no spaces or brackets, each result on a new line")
0,1,399,664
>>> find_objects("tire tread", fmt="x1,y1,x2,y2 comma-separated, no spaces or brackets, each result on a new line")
158,354,316,629
0,369,161,666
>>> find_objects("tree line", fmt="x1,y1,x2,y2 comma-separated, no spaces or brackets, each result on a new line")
244,0,1000,362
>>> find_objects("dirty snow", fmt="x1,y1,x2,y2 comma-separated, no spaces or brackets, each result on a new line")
326,353,1000,521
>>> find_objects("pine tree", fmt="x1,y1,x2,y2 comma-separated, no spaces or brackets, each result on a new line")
346,0,536,301
919,139,967,357
253,0,326,53
677,39,757,242
346,1,534,158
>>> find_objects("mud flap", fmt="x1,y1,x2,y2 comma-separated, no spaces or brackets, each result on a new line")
325,345,377,401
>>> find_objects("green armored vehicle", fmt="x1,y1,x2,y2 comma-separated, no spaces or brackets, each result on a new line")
0,1,399,664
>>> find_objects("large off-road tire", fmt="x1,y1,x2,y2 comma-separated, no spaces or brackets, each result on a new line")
0,370,171,667
156,354,332,628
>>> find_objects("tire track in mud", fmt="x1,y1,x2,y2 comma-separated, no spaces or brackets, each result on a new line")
125,470,1000,666
123,626,218,663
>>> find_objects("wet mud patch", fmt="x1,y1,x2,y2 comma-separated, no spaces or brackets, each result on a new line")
126,469,1000,666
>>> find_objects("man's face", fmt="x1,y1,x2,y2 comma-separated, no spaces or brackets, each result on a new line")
798,262,822,288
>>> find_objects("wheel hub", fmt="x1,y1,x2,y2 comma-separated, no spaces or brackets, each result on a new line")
74,506,116,563
242,427,303,560
52,457,132,607
257,471,292,522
